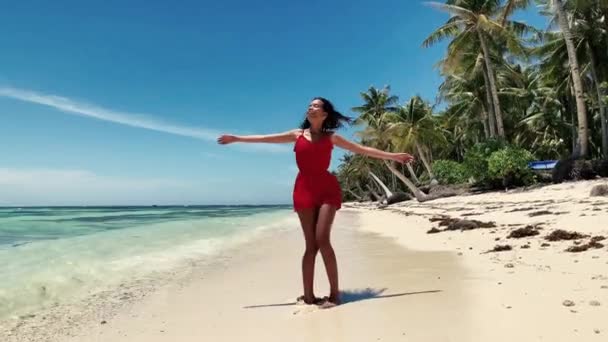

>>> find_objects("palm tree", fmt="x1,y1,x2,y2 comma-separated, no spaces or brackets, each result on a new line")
384,96,448,181
424,0,530,138
537,0,590,157
439,68,492,139
575,0,608,157
352,85,399,128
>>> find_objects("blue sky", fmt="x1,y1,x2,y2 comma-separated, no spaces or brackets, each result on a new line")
0,1,547,205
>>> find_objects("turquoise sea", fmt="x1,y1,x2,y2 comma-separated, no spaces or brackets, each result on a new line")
0,206,293,319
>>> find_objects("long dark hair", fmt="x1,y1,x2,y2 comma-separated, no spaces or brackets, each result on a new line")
300,97,353,132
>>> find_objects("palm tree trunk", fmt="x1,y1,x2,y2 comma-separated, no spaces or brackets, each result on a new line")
554,0,589,157
482,63,497,138
587,42,608,158
366,184,382,202
384,160,430,202
416,143,434,180
369,171,393,198
566,87,578,153
355,183,368,200
478,31,505,137
406,163,420,184
481,107,490,139
346,189,363,201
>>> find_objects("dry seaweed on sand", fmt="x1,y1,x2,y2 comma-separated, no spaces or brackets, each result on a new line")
508,225,541,239
506,207,536,213
445,219,496,231
483,244,513,253
434,216,495,230
427,217,496,233
545,230,588,241
528,210,568,217
565,240,605,253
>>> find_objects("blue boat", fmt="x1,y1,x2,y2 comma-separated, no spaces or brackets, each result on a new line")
528,160,558,170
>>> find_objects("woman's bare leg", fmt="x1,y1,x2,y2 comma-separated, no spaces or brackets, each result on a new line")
315,204,340,304
296,208,319,304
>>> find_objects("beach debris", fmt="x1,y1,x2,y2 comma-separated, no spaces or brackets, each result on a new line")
505,263,514,268
528,210,559,217
485,245,512,253
565,239,605,253
495,237,501,241
427,216,495,233
562,300,575,307
448,219,496,231
429,215,452,222
100,320,107,325
589,300,601,306
590,184,608,197
507,225,541,239
521,244,531,249
506,206,536,212
545,229,588,241
594,329,601,334
541,243,551,247
601,285,608,289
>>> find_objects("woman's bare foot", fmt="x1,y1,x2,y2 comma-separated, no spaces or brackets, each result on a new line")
316,295,339,309
296,295,324,305
328,294,341,305
316,294,340,309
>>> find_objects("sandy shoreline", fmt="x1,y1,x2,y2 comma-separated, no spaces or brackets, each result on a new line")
350,179,608,340
4,179,608,341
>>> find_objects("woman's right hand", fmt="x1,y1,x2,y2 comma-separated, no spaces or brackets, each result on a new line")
217,134,238,145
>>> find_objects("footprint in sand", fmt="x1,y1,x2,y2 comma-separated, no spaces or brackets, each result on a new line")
292,304,320,315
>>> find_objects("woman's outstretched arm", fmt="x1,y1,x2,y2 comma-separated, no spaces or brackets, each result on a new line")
217,129,300,144
331,133,414,164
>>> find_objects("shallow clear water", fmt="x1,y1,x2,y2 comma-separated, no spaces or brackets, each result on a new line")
0,206,293,319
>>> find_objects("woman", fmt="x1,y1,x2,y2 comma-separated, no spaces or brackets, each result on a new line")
217,97,413,307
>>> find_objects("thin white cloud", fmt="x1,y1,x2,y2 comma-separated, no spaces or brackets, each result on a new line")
0,86,288,153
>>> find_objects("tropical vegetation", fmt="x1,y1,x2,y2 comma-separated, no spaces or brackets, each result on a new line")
336,0,608,203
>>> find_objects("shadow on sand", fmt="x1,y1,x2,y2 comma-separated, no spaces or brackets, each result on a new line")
242,287,441,309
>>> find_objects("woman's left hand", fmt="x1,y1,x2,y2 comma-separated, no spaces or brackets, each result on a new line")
391,153,415,164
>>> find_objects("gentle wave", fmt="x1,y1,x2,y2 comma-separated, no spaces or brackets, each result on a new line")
0,206,295,319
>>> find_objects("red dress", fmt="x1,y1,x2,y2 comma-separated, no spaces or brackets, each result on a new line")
292,132,342,211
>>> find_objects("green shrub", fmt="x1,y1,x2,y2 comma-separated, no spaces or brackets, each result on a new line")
487,147,536,186
463,139,507,184
433,160,469,184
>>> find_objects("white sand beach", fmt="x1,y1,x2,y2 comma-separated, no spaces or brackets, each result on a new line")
4,180,608,342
